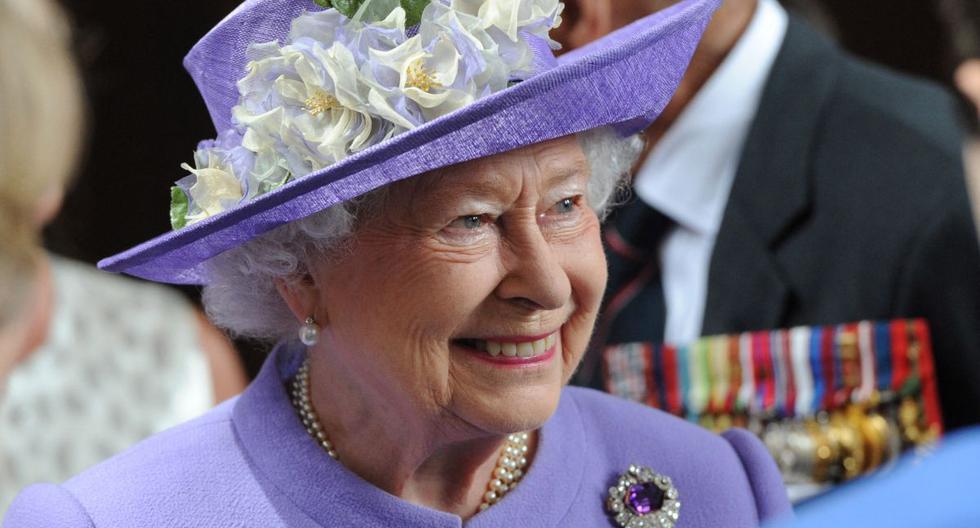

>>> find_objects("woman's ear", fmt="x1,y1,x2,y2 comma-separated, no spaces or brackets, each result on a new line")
559,0,614,50
274,274,324,325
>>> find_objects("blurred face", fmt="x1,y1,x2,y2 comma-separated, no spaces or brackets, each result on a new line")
313,136,606,436
956,58,980,118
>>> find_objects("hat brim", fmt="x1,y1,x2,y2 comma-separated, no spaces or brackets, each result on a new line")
98,0,718,284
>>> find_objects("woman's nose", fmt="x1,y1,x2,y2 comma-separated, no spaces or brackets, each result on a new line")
494,220,571,311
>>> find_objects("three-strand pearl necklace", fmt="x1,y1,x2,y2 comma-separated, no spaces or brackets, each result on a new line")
289,358,531,512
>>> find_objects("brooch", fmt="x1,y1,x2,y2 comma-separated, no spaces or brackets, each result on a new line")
606,465,680,528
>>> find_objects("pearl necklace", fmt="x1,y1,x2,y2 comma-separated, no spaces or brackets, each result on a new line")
289,358,531,513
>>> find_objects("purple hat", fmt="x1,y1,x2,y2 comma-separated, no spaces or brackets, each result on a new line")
99,0,719,284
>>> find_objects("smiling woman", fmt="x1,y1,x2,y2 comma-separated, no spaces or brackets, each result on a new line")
5,0,792,526
253,134,620,510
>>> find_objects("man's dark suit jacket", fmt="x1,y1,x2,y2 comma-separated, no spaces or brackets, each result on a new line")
579,17,980,431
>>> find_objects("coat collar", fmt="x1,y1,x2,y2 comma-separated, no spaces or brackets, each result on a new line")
703,17,842,334
634,0,788,237
230,342,587,527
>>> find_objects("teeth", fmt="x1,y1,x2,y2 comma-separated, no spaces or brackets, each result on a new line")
470,333,557,359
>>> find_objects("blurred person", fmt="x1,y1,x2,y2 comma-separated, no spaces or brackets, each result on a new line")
4,0,794,526
0,0,246,511
941,0,980,231
563,0,980,499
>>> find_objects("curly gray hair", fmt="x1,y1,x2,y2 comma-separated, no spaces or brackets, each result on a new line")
202,128,643,341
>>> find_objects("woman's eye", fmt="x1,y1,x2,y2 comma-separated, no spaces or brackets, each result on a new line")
537,196,585,232
546,196,583,217
553,197,577,214
439,213,496,245
448,214,487,230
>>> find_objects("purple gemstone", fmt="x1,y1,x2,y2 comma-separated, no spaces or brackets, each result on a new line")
626,482,665,515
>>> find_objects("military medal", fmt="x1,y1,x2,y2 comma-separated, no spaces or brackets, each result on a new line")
662,345,684,416
606,465,680,528
737,332,754,416
600,317,944,490
910,320,943,440
790,327,813,418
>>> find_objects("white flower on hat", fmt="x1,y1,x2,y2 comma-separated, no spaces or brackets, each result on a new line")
233,38,388,178
179,150,244,224
173,0,565,230
451,0,562,43
371,33,475,121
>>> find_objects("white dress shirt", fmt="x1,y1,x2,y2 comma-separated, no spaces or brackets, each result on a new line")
632,0,788,345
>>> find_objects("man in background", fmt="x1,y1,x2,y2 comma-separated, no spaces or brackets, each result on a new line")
941,0,980,230
567,0,980,433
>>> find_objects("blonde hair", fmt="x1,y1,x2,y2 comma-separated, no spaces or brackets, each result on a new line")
0,0,83,324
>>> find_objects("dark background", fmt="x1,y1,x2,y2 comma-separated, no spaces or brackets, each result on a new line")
48,0,959,375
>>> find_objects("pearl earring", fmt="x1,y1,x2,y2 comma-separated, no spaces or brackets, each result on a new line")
299,316,319,346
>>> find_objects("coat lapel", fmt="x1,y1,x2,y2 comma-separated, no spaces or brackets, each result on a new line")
702,17,841,335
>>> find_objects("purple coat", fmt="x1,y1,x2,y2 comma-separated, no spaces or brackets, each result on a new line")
5,344,791,527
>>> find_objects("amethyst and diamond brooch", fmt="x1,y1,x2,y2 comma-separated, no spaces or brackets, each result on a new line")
606,465,680,528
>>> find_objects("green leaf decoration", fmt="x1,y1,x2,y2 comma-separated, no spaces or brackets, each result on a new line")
401,0,430,27
313,0,333,8
169,186,190,230
258,172,293,196
352,0,398,23
331,0,364,18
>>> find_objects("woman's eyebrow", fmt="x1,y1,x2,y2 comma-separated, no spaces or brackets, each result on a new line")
417,155,589,206
543,159,590,187
412,171,514,210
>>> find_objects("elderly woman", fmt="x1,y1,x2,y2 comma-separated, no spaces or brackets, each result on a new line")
5,0,791,526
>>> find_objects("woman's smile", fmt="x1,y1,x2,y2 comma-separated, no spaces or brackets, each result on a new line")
453,331,560,367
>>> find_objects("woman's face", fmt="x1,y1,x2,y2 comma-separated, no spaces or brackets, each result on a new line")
956,58,980,118
312,136,606,436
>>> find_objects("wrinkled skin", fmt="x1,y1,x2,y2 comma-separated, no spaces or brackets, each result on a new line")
277,135,607,515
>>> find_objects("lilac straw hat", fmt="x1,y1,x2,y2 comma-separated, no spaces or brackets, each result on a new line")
99,0,719,284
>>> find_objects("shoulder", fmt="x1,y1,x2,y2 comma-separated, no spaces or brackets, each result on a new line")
815,56,979,267
49,254,215,416
816,51,964,185
563,386,721,446
561,388,792,522
563,387,766,463
4,483,93,528
3,399,268,527
772,37,971,238
64,400,246,514
780,20,963,161
51,256,191,310
774,20,963,183
837,57,961,149
49,255,201,352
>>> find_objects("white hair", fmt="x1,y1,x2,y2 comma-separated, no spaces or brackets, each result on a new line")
202,128,644,341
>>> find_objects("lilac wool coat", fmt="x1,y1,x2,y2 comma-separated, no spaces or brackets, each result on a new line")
4,343,791,527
